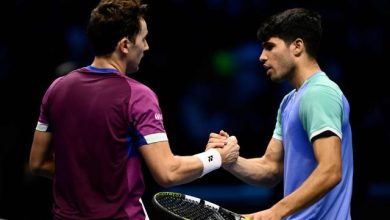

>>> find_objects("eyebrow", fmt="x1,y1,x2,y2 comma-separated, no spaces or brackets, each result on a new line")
262,41,276,50
262,41,275,48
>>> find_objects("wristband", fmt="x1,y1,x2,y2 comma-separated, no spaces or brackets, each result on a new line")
194,148,222,177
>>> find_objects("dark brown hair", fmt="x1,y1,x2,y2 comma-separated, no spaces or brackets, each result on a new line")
87,0,148,56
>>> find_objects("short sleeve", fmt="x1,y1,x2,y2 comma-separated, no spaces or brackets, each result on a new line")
127,84,168,144
273,107,283,141
36,77,64,132
299,85,343,141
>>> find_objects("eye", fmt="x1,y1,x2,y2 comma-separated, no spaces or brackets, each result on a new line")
263,43,274,51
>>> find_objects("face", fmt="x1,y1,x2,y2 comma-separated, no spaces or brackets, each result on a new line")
259,37,295,82
126,18,149,74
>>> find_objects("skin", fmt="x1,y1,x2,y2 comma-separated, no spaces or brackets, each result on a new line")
29,131,54,179
208,37,342,220
29,18,240,188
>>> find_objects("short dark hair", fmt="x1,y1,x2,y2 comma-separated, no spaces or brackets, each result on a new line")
87,0,148,56
257,8,322,58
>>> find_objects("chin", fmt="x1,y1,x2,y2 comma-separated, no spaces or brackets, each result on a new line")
126,66,139,75
270,75,284,83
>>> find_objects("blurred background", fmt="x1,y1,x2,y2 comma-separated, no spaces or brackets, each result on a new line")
0,0,389,219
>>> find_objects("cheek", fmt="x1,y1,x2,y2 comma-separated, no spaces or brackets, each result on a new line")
137,47,144,58
129,45,143,58
135,44,144,53
278,53,293,67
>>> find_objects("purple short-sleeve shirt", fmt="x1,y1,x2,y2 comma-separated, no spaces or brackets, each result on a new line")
37,66,167,220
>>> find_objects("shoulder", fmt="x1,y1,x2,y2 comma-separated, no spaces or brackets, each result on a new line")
124,76,155,94
299,74,345,120
123,76,160,105
302,73,343,102
46,75,67,93
48,69,83,88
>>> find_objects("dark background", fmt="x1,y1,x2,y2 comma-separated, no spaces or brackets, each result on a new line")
1,0,389,219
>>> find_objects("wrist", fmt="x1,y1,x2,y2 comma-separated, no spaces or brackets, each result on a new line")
194,148,222,177
271,200,290,219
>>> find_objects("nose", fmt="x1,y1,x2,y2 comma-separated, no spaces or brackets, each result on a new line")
259,50,266,63
144,40,150,51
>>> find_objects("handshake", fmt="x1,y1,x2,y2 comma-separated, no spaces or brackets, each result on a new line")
194,130,240,177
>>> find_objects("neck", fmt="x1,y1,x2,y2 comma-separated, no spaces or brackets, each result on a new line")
91,56,125,75
291,59,321,90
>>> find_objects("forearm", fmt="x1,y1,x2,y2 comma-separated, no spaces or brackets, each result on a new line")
271,165,341,218
161,147,227,187
143,139,238,188
29,130,54,179
152,154,205,188
224,156,282,187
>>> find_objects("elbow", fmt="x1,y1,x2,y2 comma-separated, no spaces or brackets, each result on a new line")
154,165,185,188
29,159,54,178
153,162,180,188
30,165,46,177
262,174,283,188
246,166,282,188
330,168,342,187
322,165,342,189
154,173,177,188
157,181,175,189
263,163,283,187
151,156,185,188
29,160,41,175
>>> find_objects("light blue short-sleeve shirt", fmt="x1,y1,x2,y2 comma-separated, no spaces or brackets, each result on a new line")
273,72,353,220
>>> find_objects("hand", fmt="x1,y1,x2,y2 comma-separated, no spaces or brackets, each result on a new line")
217,136,239,166
242,208,282,220
206,130,230,151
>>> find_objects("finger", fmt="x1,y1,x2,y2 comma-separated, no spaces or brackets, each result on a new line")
209,136,227,141
219,130,229,137
225,138,238,148
210,133,228,142
208,138,228,146
227,135,237,143
209,132,221,138
206,142,225,149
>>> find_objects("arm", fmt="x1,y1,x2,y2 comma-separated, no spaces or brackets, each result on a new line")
139,138,239,188
29,130,55,179
271,135,342,217
247,135,342,220
223,137,284,187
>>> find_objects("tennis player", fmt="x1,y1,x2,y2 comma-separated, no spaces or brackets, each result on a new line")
209,8,353,220
28,0,239,219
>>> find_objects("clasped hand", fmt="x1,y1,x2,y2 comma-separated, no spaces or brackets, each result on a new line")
206,130,239,166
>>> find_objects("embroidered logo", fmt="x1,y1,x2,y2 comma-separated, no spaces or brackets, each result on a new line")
154,113,163,120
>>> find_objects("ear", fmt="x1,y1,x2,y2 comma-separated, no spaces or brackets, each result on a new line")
118,37,131,54
291,38,304,56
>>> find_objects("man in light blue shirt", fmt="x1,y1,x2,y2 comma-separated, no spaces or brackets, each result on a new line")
210,8,353,220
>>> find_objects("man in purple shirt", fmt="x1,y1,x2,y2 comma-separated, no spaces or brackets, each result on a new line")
29,0,240,219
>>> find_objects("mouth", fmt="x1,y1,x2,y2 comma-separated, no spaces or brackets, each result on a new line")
263,64,271,75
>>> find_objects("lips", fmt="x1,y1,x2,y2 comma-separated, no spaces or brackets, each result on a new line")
263,64,271,75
